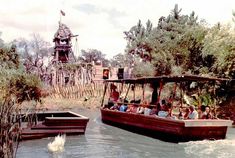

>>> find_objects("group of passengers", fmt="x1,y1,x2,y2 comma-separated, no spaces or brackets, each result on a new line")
106,84,214,120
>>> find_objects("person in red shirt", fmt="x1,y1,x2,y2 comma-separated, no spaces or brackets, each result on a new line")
109,84,119,102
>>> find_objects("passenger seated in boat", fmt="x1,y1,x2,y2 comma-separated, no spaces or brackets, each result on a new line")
178,107,184,120
188,105,198,119
184,107,190,119
198,105,206,118
137,106,145,114
201,106,213,119
140,101,150,115
104,100,114,109
126,100,137,113
166,103,173,117
158,110,168,117
150,106,157,115
119,99,128,112
157,101,169,117
144,106,151,115
157,100,168,116
166,103,177,119
110,102,121,111
109,84,120,102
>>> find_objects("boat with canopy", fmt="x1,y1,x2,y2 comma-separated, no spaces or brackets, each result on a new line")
100,75,233,142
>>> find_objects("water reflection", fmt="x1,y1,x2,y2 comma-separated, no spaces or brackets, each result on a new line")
16,109,235,158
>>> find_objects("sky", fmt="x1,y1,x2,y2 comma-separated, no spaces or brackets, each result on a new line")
0,0,235,58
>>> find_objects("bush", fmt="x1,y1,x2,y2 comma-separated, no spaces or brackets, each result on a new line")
0,47,42,157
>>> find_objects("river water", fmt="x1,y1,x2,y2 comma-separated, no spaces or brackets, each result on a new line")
16,109,235,158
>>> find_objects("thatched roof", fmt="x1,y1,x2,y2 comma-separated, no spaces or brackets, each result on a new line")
54,22,73,39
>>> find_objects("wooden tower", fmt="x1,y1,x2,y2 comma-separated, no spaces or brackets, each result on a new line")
53,22,75,63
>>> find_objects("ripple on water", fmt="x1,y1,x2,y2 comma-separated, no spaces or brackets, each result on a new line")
180,139,235,158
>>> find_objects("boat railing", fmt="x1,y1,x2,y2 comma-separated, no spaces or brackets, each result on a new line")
106,101,189,109
110,102,153,107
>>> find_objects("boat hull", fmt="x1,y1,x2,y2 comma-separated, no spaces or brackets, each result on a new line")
20,111,89,140
101,109,232,142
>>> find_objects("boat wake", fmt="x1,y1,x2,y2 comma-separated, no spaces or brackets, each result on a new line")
48,134,66,153
180,139,235,158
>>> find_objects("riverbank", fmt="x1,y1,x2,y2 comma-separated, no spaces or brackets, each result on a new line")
21,87,146,111
20,96,102,111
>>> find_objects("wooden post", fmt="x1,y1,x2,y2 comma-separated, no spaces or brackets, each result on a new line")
120,82,124,95
198,83,202,107
180,82,183,107
142,84,145,102
213,80,217,118
133,83,136,101
157,80,164,104
101,82,108,108
124,83,131,101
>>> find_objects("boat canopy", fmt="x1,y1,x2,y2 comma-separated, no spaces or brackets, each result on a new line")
104,75,231,84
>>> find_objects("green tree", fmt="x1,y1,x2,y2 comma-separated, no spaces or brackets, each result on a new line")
124,4,207,76
0,46,19,69
124,19,153,62
110,53,134,67
0,45,42,157
80,49,109,66
131,59,155,77
202,24,235,78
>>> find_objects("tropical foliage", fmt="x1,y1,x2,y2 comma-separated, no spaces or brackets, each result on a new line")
124,4,235,79
0,40,42,157
202,24,235,78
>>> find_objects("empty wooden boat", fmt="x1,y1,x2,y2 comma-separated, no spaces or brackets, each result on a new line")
20,111,89,140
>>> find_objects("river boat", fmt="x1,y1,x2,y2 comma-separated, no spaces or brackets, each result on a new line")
100,75,233,142
20,111,89,140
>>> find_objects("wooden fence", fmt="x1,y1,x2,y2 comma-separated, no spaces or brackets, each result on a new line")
49,82,104,99
48,81,144,100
